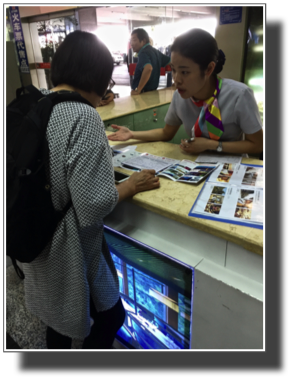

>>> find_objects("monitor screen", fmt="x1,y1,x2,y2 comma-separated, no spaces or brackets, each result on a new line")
104,225,194,350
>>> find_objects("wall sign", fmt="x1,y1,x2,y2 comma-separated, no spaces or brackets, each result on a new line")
220,7,242,25
9,6,30,74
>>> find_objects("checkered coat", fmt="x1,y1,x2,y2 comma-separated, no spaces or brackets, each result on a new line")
23,89,120,339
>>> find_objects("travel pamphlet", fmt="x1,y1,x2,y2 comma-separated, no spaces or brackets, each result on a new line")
208,163,263,187
112,148,141,168
157,160,218,184
196,153,243,165
113,151,218,184
189,163,263,229
118,152,180,173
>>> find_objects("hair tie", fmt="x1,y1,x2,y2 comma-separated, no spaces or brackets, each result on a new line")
217,49,226,65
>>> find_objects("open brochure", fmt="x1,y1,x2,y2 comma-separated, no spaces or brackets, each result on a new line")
189,163,263,229
113,151,218,184
157,160,218,184
119,152,180,173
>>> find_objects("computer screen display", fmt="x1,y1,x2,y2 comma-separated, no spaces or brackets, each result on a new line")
104,225,194,350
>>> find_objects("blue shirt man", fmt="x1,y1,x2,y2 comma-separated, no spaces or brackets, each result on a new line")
130,29,170,95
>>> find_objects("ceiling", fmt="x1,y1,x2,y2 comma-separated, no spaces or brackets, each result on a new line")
96,5,218,25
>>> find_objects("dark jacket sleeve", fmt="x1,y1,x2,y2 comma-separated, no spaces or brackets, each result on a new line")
160,53,171,67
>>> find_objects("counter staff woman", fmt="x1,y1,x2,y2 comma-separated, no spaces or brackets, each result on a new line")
108,28,263,156
22,30,159,349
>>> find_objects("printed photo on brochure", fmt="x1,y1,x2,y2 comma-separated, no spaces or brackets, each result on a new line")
189,162,263,228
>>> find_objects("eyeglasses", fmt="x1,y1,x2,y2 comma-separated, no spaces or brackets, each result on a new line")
108,79,115,90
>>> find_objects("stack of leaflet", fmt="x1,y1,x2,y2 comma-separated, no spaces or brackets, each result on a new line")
112,147,180,174
112,148,219,185
119,152,180,174
189,163,263,229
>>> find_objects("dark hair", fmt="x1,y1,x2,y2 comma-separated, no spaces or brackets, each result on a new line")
171,28,226,75
51,30,113,97
131,28,150,44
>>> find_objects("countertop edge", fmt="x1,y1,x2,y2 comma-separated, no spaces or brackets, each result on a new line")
128,197,263,257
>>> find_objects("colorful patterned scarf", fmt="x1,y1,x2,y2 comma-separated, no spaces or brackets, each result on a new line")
191,76,224,140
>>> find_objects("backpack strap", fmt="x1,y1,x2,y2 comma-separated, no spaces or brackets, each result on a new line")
46,90,94,108
16,84,44,100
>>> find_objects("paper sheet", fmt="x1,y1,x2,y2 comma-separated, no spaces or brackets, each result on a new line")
121,153,180,173
189,163,263,228
196,153,242,165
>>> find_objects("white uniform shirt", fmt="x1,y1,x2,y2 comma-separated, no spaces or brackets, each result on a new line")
165,78,262,141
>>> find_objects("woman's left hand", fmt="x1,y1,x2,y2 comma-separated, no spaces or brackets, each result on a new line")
98,99,110,106
179,137,210,154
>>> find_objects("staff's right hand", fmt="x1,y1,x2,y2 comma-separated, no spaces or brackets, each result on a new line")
107,125,133,141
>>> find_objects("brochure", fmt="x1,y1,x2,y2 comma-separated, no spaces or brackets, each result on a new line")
196,153,242,165
208,163,263,187
112,148,141,168
189,163,263,229
118,153,180,174
157,160,219,184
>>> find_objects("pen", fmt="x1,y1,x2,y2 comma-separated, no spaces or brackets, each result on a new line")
122,164,140,171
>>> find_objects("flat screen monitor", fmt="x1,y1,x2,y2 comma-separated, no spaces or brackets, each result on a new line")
104,225,194,350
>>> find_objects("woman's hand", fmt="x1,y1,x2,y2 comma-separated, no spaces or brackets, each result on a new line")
116,169,160,201
179,137,211,154
98,92,114,106
107,125,133,141
98,99,111,106
128,169,160,194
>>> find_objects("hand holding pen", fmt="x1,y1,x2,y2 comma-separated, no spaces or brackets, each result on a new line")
180,137,211,154
180,137,194,152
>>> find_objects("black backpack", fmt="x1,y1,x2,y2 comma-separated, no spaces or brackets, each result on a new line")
6,85,93,279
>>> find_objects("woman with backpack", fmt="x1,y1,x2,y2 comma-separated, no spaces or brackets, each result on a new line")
22,30,160,349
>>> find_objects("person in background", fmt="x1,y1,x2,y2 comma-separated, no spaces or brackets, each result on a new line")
23,30,160,350
130,28,170,95
108,28,263,157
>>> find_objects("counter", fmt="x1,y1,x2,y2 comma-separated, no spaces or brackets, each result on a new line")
96,87,176,121
96,89,263,349
105,137,264,350
97,87,188,144
108,139,263,256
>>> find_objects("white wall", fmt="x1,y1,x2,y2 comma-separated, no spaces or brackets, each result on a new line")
214,7,248,81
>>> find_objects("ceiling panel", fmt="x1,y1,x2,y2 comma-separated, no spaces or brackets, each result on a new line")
96,5,217,25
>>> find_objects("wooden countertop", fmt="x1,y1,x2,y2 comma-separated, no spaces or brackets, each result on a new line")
96,87,176,122
108,136,263,256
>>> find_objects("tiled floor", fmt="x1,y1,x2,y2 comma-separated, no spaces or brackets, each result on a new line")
6,333,21,349
6,263,125,350
6,265,20,350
